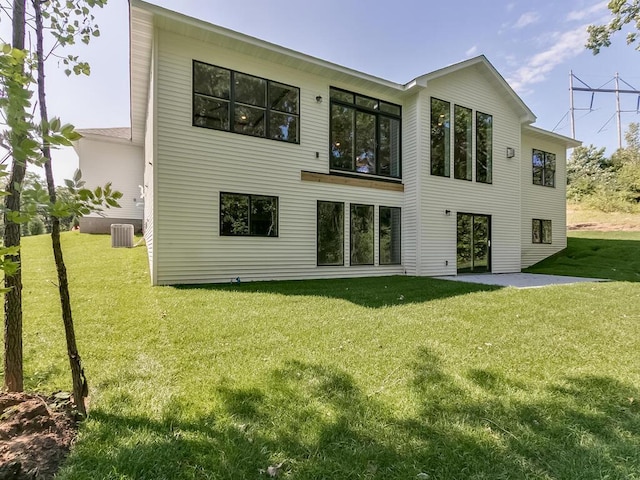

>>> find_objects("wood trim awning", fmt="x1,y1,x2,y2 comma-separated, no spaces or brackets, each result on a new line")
301,171,404,192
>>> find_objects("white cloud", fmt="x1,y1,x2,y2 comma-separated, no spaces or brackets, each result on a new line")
465,45,478,57
514,11,540,29
566,2,606,22
507,25,588,93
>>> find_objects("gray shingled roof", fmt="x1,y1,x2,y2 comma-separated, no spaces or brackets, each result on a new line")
77,127,131,139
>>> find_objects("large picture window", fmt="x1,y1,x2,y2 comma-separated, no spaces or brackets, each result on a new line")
317,201,344,266
476,112,493,184
350,204,374,265
430,97,450,177
220,192,278,237
193,60,299,143
330,88,401,179
532,149,556,187
454,105,472,180
379,206,401,265
532,219,552,244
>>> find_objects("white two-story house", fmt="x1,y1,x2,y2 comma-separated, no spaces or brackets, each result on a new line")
74,0,580,285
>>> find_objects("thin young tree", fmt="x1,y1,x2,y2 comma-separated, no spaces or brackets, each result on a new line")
2,0,117,413
3,0,27,392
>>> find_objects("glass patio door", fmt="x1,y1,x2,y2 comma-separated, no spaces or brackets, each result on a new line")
457,213,491,273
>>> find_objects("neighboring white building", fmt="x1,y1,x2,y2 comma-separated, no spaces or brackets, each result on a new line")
73,127,144,233
74,0,580,285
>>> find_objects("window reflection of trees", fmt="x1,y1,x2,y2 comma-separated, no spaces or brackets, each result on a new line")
192,61,299,143
317,201,344,266
350,204,374,265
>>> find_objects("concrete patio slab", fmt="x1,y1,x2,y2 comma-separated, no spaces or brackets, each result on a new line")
433,273,608,288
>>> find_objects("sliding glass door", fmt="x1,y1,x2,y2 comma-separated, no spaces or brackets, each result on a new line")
457,213,491,273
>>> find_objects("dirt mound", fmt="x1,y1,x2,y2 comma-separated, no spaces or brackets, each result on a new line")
0,392,78,480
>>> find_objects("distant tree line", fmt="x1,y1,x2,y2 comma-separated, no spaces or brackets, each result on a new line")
567,123,640,212
0,171,79,237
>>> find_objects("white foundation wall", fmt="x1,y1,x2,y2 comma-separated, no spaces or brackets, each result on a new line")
153,29,405,284
417,68,523,275
520,133,568,268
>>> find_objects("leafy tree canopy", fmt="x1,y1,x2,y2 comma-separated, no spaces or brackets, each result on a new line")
587,0,640,54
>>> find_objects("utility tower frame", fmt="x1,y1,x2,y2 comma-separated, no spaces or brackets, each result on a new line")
569,71,640,149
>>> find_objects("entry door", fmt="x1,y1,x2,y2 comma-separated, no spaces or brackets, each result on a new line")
457,213,491,273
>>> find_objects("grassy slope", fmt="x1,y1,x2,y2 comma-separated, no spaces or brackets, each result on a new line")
525,231,640,281
567,203,640,227
11,233,640,479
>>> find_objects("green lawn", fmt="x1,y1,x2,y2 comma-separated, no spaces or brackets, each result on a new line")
10,232,640,479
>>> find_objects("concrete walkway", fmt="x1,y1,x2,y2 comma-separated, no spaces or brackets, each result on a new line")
433,272,608,288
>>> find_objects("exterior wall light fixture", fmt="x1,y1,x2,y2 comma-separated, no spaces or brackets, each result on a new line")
506,147,515,158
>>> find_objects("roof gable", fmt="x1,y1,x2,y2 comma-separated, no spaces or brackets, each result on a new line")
411,56,536,124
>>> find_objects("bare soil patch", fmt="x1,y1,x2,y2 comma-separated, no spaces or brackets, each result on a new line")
568,222,640,231
0,392,78,480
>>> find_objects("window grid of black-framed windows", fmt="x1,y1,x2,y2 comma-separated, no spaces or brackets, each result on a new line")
532,149,556,187
317,201,345,266
193,60,300,143
350,204,375,266
220,192,278,237
476,111,493,184
330,87,401,179
430,98,494,184
379,206,401,265
532,219,552,244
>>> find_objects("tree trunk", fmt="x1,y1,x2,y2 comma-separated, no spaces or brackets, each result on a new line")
33,0,88,416
3,0,27,393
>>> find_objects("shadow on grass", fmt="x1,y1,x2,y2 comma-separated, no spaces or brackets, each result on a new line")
173,275,502,308
526,237,640,282
61,351,640,479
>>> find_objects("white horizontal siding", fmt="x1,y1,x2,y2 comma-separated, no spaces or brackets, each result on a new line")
418,68,522,275
401,96,419,275
520,133,568,268
143,34,156,283
154,30,405,284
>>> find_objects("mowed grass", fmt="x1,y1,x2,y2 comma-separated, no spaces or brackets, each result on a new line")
525,231,640,282
9,232,640,479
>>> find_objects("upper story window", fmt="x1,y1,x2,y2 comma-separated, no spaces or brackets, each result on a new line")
532,149,556,187
330,88,401,179
476,112,493,184
193,60,299,143
431,98,493,184
430,97,450,177
454,105,472,181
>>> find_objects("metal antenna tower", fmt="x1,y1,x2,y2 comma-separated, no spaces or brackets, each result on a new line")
569,71,640,149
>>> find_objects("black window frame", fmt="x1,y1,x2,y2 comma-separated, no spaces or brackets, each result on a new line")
453,104,473,181
532,149,556,187
220,192,279,237
193,60,300,144
329,87,402,180
430,97,451,177
317,201,345,266
476,111,493,184
379,206,401,265
532,219,552,244
350,203,375,266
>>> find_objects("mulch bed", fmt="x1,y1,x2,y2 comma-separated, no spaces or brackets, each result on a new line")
0,392,78,480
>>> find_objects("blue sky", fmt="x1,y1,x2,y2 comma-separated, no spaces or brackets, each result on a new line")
2,0,640,182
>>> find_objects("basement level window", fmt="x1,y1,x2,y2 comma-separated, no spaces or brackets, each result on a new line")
220,192,278,237
532,219,552,244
